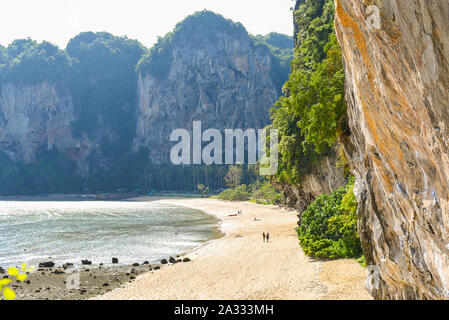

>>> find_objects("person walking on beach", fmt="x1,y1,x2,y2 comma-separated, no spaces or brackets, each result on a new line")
263,232,266,243
266,232,270,243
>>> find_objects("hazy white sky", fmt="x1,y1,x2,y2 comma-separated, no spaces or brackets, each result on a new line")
0,0,295,49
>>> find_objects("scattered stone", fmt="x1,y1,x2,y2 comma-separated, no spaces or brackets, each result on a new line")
39,261,55,268
99,263,104,266
102,283,109,287
154,266,161,270
183,258,191,263
81,260,92,265
130,276,135,280
169,257,176,263
160,259,168,265
26,280,31,284
132,262,139,267
0,267,5,274
112,258,119,264
142,261,149,265
54,269,65,275
62,263,73,270
177,259,182,263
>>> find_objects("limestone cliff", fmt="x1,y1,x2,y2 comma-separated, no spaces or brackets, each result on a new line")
335,0,449,299
276,147,345,213
0,82,91,173
275,0,346,214
134,11,284,162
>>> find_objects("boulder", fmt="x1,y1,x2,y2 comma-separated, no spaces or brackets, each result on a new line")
183,258,191,263
160,259,168,265
169,257,176,264
39,261,55,268
81,260,92,265
112,258,118,264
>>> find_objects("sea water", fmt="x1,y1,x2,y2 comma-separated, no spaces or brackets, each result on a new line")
0,200,220,268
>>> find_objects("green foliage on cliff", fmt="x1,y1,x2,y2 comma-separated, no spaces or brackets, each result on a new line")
271,0,346,183
67,32,146,154
254,33,293,50
0,39,75,85
253,33,294,94
297,178,362,259
136,10,248,80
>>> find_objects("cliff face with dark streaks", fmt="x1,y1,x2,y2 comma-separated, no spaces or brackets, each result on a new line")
134,11,288,162
335,0,449,299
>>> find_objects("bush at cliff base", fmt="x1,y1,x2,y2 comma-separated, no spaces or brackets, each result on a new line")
297,178,362,259
217,185,250,201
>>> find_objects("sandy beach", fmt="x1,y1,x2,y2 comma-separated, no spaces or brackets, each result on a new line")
96,198,372,300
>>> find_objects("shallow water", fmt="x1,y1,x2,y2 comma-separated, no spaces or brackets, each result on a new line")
0,200,220,267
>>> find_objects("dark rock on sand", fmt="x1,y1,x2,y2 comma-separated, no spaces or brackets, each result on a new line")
142,261,149,265
54,269,65,274
112,258,118,264
160,259,168,265
154,266,161,270
39,261,55,268
81,260,92,265
102,283,109,287
183,258,191,263
62,263,73,270
169,257,176,264
132,263,139,267
0,267,5,273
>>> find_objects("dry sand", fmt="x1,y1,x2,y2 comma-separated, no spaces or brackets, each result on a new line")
97,198,372,300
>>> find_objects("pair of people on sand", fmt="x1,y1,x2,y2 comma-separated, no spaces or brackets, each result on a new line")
262,232,270,243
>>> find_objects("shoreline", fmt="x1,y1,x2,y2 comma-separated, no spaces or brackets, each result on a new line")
0,196,220,300
96,198,372,300
1,196,372,300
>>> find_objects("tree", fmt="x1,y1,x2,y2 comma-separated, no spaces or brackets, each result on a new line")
224,165,243,188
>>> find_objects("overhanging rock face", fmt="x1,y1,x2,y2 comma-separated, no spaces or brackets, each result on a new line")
334,0,449,299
